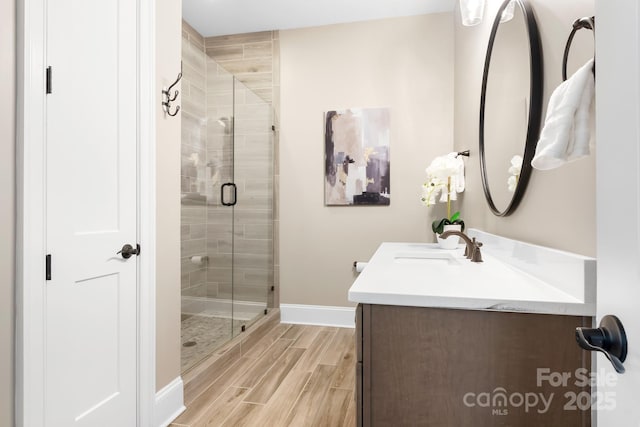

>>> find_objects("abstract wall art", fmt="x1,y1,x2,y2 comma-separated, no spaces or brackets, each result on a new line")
324,108,390,206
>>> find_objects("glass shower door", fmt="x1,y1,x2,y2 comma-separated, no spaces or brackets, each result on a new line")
202,64,237,339
180,61,235,372
180,51,273,372
231,77,273,333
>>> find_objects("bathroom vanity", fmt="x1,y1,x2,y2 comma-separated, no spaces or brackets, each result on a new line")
349,230,596,427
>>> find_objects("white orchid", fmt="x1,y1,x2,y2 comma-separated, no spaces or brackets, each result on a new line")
421,177,446,207
507,155,523,192
421,152,466,233
425,154,460,182
421,153,465,207
509,155,523,176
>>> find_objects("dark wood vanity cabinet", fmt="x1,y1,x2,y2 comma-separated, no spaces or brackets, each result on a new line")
355,304,592,427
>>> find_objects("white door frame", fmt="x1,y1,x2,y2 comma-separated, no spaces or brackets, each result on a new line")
15,0,157,425
595,0,640,424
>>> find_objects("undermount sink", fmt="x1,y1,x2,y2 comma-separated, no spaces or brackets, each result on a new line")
393,251,462,265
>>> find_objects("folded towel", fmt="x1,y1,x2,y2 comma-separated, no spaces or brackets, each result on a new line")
460,0,485,26
451,153,465,194
531,58,595,170
439,153,465,202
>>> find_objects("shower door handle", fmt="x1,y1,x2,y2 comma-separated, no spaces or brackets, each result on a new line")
221,183,237,206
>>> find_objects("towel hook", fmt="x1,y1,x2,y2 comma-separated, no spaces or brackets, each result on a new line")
162,62,182,117
562,16,595,81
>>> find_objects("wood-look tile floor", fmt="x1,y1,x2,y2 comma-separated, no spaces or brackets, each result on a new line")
171,323,356,427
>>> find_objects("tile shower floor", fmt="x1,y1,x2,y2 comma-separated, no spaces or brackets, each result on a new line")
181,314,244,372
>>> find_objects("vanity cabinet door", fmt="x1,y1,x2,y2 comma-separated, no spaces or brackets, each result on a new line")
359,304,592,427
356,361,363,427
356,303,370,427
356,304,363,363
356,304,363,427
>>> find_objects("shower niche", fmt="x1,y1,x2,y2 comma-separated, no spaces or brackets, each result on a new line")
180,29,274,372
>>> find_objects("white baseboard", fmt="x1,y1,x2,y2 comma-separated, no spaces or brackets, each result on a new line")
280,304,356,328
154,376,185,427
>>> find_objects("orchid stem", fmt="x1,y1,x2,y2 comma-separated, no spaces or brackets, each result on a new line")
447,176,451,220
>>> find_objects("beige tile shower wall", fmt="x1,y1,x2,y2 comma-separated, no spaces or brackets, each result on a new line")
203,59,234,301
454,0,595,257
225,85,273,305
181,21,210,300
205,31,278,307
0,0,15,424
279,14,455,307
206,31,277,102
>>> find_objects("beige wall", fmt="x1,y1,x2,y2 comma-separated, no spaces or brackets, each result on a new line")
280,14,455,307
156,0,182,391
455,0,596,257
1,0,15,424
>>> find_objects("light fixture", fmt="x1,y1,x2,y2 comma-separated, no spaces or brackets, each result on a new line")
460,0,485,26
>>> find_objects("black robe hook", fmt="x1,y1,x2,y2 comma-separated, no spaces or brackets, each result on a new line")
162,64,182,117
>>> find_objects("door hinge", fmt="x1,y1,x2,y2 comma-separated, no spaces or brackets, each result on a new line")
46,254,52,280
46,66,52,94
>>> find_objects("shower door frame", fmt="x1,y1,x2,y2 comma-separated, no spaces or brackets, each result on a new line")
16,0,159,425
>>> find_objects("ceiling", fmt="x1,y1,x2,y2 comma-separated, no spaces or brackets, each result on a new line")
183,0,456,38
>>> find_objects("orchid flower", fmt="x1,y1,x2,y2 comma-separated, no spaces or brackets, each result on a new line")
421,152,465,220
507,155,523,192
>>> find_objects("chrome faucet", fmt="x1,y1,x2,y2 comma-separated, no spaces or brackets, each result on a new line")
439,230,483,263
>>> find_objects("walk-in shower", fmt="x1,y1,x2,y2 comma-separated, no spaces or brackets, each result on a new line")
180,25,274,372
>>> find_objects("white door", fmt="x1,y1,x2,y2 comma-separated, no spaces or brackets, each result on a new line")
44,0,138,425
595,0,640,424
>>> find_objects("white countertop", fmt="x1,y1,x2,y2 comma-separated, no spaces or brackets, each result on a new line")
348,229,596,316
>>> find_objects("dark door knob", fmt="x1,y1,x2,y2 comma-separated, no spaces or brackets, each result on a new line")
117,244,140,259
576,315,628,374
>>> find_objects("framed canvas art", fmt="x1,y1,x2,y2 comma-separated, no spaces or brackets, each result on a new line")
324,108,390,206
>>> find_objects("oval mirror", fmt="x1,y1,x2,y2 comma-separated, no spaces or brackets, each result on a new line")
479,0,543,216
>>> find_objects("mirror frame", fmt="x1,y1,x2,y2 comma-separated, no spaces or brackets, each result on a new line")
479,0,543,217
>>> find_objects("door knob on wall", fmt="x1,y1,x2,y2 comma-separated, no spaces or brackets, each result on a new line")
576,315,628,374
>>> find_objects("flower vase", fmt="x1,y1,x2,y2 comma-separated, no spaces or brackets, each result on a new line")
436,224,462,250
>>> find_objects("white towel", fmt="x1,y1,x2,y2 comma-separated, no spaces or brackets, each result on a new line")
459,0,485,26
531,58,595,170
451,153,465,194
